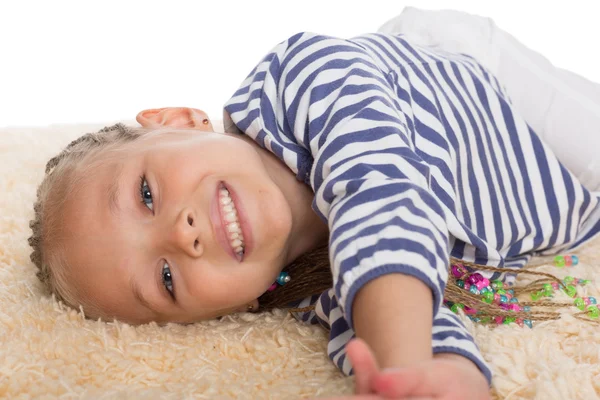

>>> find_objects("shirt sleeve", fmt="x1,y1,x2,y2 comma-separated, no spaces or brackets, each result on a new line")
224,32,491,384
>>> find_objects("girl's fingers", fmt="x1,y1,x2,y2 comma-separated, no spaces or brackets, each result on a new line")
346,338,380,394
372,365,436,398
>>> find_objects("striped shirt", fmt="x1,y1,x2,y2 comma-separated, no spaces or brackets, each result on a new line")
223,32,600,385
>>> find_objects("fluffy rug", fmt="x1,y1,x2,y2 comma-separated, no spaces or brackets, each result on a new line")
1,121,600,399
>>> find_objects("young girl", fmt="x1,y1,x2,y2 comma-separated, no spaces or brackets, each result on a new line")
27,16,600,399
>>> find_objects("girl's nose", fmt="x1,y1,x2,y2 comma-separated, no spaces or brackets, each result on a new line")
170,207,204,257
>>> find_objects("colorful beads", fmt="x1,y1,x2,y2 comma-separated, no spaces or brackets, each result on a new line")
446,254,593,329
555,254,578,267
572,255,580,266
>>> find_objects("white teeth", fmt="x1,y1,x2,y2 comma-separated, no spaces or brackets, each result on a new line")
224,212,237,222
227,222,240,233
219,185,245,254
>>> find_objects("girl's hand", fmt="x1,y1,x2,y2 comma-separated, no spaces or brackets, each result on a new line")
346,338,491,400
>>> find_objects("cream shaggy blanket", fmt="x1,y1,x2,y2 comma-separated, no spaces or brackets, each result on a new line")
2,121,600,399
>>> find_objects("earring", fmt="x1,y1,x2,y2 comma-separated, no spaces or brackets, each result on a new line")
202,118,209,125
246,304,254,312
267,272,291,292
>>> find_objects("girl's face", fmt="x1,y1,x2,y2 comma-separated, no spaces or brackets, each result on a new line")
62,127,300,324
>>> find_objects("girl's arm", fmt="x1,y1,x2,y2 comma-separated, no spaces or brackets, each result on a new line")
353,274,433,368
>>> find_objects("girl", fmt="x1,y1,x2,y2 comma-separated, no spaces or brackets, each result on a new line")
27,12,600,399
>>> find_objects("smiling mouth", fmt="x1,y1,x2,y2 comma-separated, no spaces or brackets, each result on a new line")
217,183,246,260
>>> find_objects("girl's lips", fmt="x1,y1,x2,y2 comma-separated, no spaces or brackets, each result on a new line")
209,182,253,262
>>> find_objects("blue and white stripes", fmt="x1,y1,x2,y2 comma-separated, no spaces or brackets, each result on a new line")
224,32,600,385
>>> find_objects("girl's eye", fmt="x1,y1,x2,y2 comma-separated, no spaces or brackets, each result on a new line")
162,262,175,299
139,176,153,211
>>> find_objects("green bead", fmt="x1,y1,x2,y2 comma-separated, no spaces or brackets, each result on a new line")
496,289,506,295
587,305,600,319
564,285,577,298
564,276,574,284
574,298,586,311
451,304,465,314
491,280,503,289
503,317,516,324
456,279,465,288
554,255,565,267
480,287,491,294
542,283,554,297
530,292,542,301
483,292,494,304
581,279,591,286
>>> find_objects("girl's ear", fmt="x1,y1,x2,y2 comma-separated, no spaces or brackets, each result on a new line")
136,107,214,131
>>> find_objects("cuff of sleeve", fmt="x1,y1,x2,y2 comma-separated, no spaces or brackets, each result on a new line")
433,346,493,386
343,264,444,330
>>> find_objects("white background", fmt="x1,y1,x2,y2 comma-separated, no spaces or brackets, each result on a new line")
1,0,599,128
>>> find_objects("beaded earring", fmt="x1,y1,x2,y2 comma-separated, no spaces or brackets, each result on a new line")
267,272,291,292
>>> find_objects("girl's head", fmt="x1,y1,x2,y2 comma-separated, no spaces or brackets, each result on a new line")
28,107,330,324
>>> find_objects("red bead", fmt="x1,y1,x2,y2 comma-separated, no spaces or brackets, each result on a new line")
564,256,572,266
